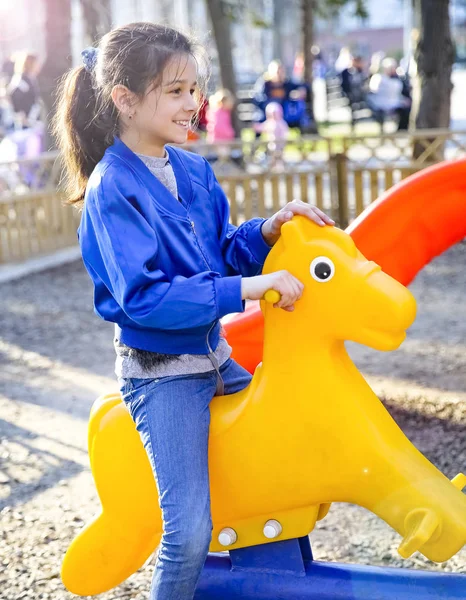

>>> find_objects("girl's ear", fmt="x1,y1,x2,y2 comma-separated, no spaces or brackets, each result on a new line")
111,85,137,117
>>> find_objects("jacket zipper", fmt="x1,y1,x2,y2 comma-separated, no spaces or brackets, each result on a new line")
191,220,224,395
190,221,217,355
206,321,215,354
206,321,225,396
191,220,212,271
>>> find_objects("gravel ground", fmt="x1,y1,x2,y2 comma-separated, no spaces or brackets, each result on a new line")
0,243,465,599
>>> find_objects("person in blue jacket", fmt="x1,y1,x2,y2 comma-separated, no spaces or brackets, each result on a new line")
53,22,334,600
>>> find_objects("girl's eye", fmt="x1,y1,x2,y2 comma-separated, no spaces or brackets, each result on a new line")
171,88,182,95
190,89,196,96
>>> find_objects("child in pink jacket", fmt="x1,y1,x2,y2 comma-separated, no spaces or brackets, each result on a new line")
257,102,289,143
255,102,289,168
206,89,235,142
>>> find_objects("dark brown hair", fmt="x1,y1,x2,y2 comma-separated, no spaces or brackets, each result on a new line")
53,22,208,208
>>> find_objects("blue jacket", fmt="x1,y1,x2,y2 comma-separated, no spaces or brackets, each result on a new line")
79,138,271,354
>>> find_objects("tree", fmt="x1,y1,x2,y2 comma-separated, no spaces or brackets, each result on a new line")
273,0,285,61
205,0,369,135
80,0,112,45
411,0,454,147
301,0,368,132
302,1,316,93
302,0,368,83
205,0,241,135
39,0,72,150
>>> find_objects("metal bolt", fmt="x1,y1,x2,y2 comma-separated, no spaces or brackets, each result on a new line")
218,527,237,546
263,519,282,539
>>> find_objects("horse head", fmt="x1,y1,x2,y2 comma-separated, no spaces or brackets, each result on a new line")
262,217,417,351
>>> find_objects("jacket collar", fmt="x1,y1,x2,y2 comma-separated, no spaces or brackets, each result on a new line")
166,146,194,210
106,137,193,219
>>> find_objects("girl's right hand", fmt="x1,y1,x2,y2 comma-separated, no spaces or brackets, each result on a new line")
241,271,304,312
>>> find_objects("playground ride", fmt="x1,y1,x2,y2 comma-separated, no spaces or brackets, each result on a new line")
62,212,466,599
225,158,466,374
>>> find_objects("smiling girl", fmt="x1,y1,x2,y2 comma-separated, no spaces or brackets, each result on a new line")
54,22,333,600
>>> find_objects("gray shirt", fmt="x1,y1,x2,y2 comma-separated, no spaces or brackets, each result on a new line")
114,150,232,379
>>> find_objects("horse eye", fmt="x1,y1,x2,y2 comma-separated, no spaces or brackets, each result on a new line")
310,256,335,282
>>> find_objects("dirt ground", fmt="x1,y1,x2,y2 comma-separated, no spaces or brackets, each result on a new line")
0,242,465,599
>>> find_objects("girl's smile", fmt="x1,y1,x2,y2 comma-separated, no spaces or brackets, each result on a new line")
173,120,190,129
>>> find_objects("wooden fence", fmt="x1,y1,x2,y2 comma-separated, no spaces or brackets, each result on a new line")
0,191,79,264
191,129,466,227
1,129,465,265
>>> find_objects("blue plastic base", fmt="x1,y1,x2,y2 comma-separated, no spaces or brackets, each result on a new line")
194,537,465,599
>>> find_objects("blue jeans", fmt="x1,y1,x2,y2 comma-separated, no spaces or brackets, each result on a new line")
119,358,252,600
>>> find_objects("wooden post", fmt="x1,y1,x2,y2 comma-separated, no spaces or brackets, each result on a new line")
335,153,349,228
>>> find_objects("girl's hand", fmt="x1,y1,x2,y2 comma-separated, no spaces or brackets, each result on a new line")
261,200,335,246
241,271,304,312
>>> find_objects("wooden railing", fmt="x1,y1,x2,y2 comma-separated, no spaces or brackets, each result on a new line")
185,129,466,226
0,129,465,265
217,168,334,225
0,191,79,264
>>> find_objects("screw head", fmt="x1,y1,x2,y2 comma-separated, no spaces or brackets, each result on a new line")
218,527,237,546
263,519,282,539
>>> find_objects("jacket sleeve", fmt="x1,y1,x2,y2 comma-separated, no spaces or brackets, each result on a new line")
85,176,244,330
205,161,272,277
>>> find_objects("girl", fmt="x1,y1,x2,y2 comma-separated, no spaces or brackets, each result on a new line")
255,102,289,169
206,88,235,143
54,22,334,600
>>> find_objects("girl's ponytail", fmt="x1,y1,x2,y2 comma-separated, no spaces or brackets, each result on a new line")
53,64,116,208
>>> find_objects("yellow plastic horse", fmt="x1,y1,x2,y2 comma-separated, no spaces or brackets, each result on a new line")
62,218,466,596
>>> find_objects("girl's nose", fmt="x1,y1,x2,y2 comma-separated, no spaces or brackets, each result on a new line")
185,94,198,112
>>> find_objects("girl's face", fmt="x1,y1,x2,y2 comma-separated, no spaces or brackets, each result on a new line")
222,97,234,111
131,54,198,152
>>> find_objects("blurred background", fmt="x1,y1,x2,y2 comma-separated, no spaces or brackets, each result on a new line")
0,0,463,145
0,3,465,599
0,0,464,252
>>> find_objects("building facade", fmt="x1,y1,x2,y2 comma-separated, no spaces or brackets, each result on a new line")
315,0,405,65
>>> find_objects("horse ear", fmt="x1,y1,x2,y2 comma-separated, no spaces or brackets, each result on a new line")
280,217,307,249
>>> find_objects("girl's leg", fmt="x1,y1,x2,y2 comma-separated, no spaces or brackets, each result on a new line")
120,359,252,600
121,372,218,600
217,358,253,396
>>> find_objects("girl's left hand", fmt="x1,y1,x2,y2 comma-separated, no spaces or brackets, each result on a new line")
261,200,335,246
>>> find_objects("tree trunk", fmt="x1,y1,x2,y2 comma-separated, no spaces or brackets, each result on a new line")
273,0,285,63
412,0,454,157
302,0,314,85
302,0,318,133
81,0,112,45
39,0,72,150
205,0,241,136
